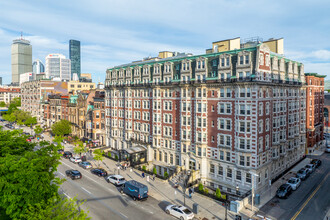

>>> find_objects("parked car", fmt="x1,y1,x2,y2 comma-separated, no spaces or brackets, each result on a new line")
70,156,82,164
120,180,148,201
57,149,64,155
79,161,92,169
276,184,293,199
296,168,309,180
165,204,194,220
22,132,30,136
63,151,73,158
286,177,301,190
91,168,108,177
105,175,126,186
65,170,82,180
305,164,316,174
311,159,322,168
26,138,31,142
325,147,330,153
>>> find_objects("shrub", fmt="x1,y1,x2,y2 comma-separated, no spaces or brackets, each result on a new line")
222,194,226,200
108,151,111,158
215,188,221,199
164,171,169,179
153,167,157,175
198,183,204,192
142,165,147,171
115,154,118,160
204,188,209,195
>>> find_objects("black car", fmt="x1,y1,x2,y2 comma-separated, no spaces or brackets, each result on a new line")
276,184,293,199
22,132,30,136
311,159,321,168
91,168,107,177
57,149,64,155
63,151,73,158
65,170,82,180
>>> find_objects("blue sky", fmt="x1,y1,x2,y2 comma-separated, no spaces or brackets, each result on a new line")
0,0,330,84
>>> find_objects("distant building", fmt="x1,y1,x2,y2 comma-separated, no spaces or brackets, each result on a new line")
11,38,32,85
81,73,92,80
0,86,20,104
36,73,45,81
67,80,95,95
21,80,68,122
45,54,71,81
32,59,45,75
69,40,81,80
0,77,2,85
20,72,34,85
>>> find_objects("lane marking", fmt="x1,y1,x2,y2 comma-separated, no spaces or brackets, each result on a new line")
63,192,71,199
291,172,329,220
58,172,65,176
81,187,92,194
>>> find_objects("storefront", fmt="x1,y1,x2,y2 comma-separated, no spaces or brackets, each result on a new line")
118,146,147,166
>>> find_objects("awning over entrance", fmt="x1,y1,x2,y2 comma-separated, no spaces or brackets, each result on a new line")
123,145,146,154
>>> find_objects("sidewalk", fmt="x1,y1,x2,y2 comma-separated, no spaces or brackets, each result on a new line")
239,157,312,219
87,153,233,220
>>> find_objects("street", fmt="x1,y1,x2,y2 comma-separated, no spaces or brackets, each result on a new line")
58,159,175,220
259,153,330,220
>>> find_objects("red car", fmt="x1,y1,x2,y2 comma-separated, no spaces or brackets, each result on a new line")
26,138,31,142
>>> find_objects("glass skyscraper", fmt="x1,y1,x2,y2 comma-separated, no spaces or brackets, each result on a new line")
69,39,81,80
32,59,45,75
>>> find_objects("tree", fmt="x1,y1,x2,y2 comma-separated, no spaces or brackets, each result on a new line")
215,188,222,199
7,103,18,115
0,101,6,107
24,116,37,127
198,183,204,192
0,129,89,219
51,120,72,136
11,97,21,107
34,125,43,136
93,149,103,167
74,140,87,157
153,167,157,175
53,135,64,150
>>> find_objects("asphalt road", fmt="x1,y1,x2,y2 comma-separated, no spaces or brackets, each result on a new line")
58,159,175,220
259,153,330,220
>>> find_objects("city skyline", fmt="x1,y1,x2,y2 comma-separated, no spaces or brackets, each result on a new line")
0,0,329,84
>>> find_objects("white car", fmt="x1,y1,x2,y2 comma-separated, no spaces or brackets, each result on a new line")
70,156,82,164
105,175,126,186
165,205,194,220
287,177,301,190
305,164,316,173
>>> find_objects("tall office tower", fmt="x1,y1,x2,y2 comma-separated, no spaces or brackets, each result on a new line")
11,38,32,85
105,37,307,196
32,59,45,75
69,40,81,80
45,54,71,81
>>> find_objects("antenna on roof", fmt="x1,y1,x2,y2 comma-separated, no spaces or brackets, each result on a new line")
20,31,23,39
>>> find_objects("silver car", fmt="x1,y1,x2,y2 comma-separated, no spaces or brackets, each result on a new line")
287,177,301,190
305,164,315,173
105,175,126,186
165,205,194,220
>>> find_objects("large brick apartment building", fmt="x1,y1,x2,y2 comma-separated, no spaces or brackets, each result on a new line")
105,37,307,195
305,73,325,154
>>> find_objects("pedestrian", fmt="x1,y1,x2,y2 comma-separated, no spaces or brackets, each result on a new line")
125,163,127,170
142,172,145,178
153,174,155,181
130,167,133,173
147,175,150,182
188,188,192,198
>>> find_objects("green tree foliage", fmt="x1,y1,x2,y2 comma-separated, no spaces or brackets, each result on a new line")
93,149,103,167
164,171,169,179
153,167,157,175
11,97,21,107
53,135,64,150
215,188,222,199
198,183,204,192
74,140,87,157
7,103,18,115
0,101,6,107
24,116,37,126
0,129,89,219
34,125,43,136
51,120,72,136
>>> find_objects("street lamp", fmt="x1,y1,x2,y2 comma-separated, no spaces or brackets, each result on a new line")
251,173,259,216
